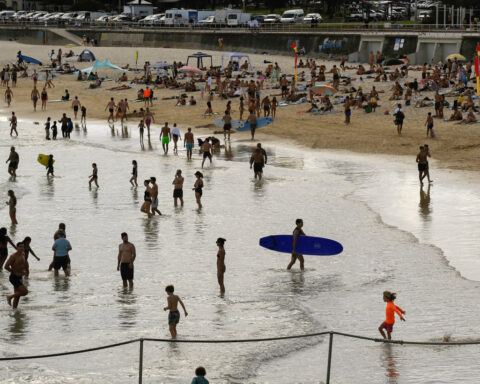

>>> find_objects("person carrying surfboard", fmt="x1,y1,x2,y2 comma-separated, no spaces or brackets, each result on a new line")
378,291,405,340
287,219,305,270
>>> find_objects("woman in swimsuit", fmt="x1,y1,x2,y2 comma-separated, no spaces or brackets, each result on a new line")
23,236,40,277
41,87,48,111
141,180,153,218
144,108,154,138
0,227,16,269
130,160,138,187
193,171,204,209
6,190,17,225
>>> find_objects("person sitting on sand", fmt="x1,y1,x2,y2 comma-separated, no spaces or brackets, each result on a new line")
357,65,366,75
448,108,463,121
458,108,477,124
389,81,403,100
321,96,333,112
462,96,475,111
176,94,186,106
415,98,434,108
119,72,128,82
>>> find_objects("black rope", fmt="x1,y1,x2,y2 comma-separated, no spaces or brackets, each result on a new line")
1,330,479,361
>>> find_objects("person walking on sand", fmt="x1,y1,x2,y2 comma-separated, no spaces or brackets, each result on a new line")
46,154,54,177
172,169,184,207
9,112,17,136
81,106,87,126
6,146,19,177
201,139,212,169
394,104,405,135
163,284,188,339
171,123,181,155
216,238,226,294
149,177,162,216
40,87,48,111
141,180,153,218
184,128,194,160
51,230,72,277
424,144,433,183
71,96,81,120
378,291,405,340
105,98,116,123
344,96,351,124
5,242,28,309
287,219,305,270
0,227,16,270
130,160,138,187
247,111,257,141
160,122,171,155
89,163,99,188
222,110,232,141
30,85,40,111
117,232,136,288
5,86,13,107
193,171,204,209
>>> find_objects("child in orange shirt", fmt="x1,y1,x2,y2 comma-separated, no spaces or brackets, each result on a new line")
378,291,405,340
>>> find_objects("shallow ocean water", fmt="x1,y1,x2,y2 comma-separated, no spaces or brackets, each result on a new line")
0,116,479,383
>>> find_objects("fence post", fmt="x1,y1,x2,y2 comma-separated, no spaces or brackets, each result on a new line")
138,338,144,384
326,332,334,384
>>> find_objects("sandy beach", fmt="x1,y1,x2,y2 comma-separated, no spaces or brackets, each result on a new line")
1,41,479,172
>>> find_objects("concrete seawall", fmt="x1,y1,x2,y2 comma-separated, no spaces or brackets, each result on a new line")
0,26,478,64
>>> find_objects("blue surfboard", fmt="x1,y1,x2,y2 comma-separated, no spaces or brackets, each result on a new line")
259,235,343,256
237,117,274,132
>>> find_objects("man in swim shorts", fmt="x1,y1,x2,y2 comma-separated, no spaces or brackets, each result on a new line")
31,86,40,112
172,169,184,207
250,144,267,180
247,111,257,141
6,146,19,177
163,284,188,339
51,230,72,277
149,177,162,216
184,128,194,160
5,242,28,309
160,122,171,155
117,232,136,288
71,96,82,120
105,97,116,123
416,146,428,185
201,139,212,169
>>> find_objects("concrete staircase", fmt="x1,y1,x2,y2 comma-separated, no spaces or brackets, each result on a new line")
49,28,83,45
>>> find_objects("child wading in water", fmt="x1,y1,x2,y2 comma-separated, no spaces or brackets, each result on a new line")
163,284,188,339
378,291,405,340
191,366,209,384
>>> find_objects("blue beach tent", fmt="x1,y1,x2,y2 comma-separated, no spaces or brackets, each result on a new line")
79,49,96,62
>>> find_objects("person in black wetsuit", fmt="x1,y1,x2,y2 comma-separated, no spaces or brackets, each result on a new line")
0,227,16,270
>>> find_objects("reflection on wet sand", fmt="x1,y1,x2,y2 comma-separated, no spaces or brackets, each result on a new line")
381,344,399,383
8,310,28,342
419,185,431,219
117,289,137,329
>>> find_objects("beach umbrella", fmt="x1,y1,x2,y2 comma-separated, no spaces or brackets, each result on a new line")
178,66,202,74
312,84,335,96
446,53,466,61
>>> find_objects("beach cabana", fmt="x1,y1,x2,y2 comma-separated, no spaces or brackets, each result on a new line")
221,52,252,70
186,52,212,69
78,49,96,62
81,59,123,74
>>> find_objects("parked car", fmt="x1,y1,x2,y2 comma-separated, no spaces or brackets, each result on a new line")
139,13,163,25
346,12,363,22
303,13,323,23
198,15,215,25
263,14,281,24
280,9,305,24
0,11,16,20
252,15,266,25
12,11,28,20
111,14,133,23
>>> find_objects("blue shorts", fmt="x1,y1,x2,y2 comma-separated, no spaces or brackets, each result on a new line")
186,142,193,151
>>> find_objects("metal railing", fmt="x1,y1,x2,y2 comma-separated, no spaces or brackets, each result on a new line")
0,19,479,33
1,330,479,384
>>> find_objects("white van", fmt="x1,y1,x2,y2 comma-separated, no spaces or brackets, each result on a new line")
280,9,304,24
0,11,16,20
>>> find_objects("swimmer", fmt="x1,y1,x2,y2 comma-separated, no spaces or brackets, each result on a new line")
287,219,305,270
117,232,136,288
5,242,28,309
160,122,171,155
89,163,99,188
378,291,405,340
130,160,138,187
172,169,184,207
216,238,226,294
149,177,162,216
193,171,204,209
163,284,188,339
184,128,194,161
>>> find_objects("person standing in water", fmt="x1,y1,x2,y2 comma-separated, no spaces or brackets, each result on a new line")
191,367,209,384
89,163,99,188
222,110,232,141
416,146,428,185
6,146,19,177
51,230,72,277
184,128,194,161
45,117,51,140
23,236,40,278
6,190,18,225
105,98,116,123
201,139,212,169
141,180,153,218
247,110,257,141
287,219,305,270
0,227,16,270
171,123,181,155
9,112,17,136
117,232,136,288
5,242,28,309
138,119,145,146
250,144,267,180
160,122,171,155
81,106,87,126
163,284,188,339
130,160,138,187
149,177,162,216
5,86,13,107
216,238,226,294
172,169,184,207
46,154,54,177
144,108,154,138
378,291,405,340
193,171,204,209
